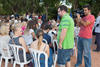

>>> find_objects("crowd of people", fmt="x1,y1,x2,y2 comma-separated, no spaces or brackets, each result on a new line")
0,4,100,67
0,9,58,67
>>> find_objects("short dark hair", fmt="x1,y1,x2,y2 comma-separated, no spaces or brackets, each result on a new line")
43,24,50,30
83,4,91,10
58,5,68,12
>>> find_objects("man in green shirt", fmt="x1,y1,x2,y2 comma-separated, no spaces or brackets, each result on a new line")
57,5,74,67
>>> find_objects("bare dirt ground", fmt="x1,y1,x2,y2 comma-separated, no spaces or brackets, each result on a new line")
71,36,100,67
1,36,100,67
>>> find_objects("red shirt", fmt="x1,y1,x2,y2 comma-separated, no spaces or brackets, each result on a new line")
78,14,95,39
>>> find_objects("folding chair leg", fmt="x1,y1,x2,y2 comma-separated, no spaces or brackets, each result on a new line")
53,54,57,67
5,59,8,67
13,62,16,67
0,57,2,67
20,64,24,67
11,59,13,64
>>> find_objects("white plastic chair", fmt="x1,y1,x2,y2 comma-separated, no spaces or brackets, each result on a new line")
9,44,31,67
43,39,48,44
0,55,1,67
0,47,2,67
52,40,58,54
29,48,48,67
52,40,58,67
0,43,13,67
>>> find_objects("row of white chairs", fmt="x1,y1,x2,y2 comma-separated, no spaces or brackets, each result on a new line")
43,39,58,67
0,39,77,67
0,39,58,67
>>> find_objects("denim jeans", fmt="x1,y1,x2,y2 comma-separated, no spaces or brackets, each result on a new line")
75,37,92,67
96,33,100,51
57,48,73,65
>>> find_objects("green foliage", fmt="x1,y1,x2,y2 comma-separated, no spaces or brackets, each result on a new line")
71,0,100,17
0,0,100,18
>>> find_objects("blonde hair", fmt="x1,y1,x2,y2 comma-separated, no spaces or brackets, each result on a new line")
24,28,30,35
0,23,9,35
11,23,22,33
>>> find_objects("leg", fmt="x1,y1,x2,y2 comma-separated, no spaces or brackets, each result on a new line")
75,37,83,67
96,33,100,51
66,61,71,67
65,55,71,67
83,38,92,67
57,49,66,67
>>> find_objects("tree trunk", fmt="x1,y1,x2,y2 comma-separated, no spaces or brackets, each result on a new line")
45,6,48,20
73,0,79,10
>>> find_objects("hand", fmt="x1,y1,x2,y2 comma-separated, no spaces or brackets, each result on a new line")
77,13,81,19
58,43,62,49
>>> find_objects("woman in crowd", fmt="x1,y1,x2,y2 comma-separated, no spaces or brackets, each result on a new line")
23,20,36,46
9,23,31,67
27,20,36,40
0,22,10,56
30,29,49,67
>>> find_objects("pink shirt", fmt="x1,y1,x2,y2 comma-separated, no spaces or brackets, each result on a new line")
78,14,95,39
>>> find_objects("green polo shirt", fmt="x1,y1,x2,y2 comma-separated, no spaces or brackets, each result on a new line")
57,13,74,49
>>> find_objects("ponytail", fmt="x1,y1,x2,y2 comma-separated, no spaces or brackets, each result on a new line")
36,29,44,50
38,35,43,50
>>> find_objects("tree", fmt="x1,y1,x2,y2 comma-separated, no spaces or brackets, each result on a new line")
0,0,100,18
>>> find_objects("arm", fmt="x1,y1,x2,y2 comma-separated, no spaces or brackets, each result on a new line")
80,19,91,26
59,28,67,49
30,29,36,39
75,18,82,27
75,14,82,27
31,32,35,38
45,45,49,57
76,14,92,26
19,37,29,53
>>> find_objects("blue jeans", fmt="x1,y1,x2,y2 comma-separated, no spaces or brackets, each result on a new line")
57,48,73,65
96,33,100,51
75,37,92,67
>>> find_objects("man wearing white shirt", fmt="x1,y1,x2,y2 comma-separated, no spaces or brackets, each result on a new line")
94,11,100,52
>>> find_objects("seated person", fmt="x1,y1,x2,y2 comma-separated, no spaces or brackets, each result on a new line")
9,23,31,66
30,29,49,67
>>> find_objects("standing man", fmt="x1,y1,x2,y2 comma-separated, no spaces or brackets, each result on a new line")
94,11,100,52
57,5,74,67
75,5,95,67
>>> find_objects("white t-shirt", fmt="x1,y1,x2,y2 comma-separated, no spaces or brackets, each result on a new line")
29,29,34,34
74,26,80,38
0,35,10,56
23,30,34,46
95,16,100,33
